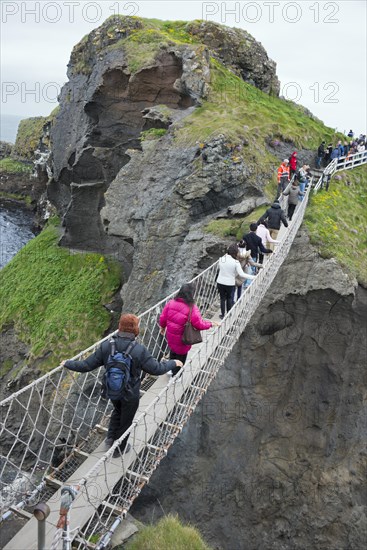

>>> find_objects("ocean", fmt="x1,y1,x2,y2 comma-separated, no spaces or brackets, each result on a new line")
0,114,36,267
0,205,35,269
0,114,26,144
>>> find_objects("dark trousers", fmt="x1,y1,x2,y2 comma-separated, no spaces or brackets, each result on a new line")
232,285,242,302
217,282,234,317
287,203,296,220
276,176,289,199
169,350,187,375
108,397,139,450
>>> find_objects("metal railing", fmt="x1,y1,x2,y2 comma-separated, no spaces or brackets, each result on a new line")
313,150,367,192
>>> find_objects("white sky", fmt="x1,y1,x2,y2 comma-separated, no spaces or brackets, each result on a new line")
1,0,366,135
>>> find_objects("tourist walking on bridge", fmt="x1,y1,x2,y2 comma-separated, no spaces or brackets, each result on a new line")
257,200,288,249
159,283,219,376
289,151,298,178
276,159,290,198
216,243,255,318
256,221,280,262
242,222,272,263
61,314,182,456
316,141,325,168
283,181,304,220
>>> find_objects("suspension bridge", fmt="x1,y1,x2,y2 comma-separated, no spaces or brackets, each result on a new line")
0,151,365,549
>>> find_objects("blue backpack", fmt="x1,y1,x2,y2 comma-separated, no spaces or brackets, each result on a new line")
102,339,136,400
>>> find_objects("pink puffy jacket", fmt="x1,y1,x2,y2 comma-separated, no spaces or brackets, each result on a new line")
159,298,213,355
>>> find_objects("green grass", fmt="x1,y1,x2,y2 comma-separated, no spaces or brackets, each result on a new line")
305,165,367,285
140,128,167,141
0,219,122,371
174,58,343,151
72,17,202,75
124,515,212,550
0,158,32,174
0,192,32,206
12,108,58,159
109,23,200,74
204,205,269,240
0,359,14,378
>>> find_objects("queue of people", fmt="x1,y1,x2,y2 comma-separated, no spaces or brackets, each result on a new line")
317,133,366,167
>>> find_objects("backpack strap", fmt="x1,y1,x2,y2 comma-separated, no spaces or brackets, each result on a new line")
124,339,138,378
109,337,116,356
125,339,137,356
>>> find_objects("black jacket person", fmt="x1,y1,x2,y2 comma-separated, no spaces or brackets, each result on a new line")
61,314,181,455
242,223,272,261
257,201,288,245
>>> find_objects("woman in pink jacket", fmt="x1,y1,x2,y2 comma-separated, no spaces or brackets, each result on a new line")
159,283,219,375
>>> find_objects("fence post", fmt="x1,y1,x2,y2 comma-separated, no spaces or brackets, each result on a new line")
33,502,50,550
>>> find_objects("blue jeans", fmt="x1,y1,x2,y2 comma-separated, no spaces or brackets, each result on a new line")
299,181,305,200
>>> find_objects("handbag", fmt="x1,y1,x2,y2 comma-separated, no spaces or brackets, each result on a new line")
182,306,203,345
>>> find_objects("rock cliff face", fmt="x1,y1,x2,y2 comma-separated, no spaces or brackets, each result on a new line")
131,230,367,550
100,133,270,309
47,16,280,260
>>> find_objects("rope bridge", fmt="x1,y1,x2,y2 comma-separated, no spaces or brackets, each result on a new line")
1,152,365,549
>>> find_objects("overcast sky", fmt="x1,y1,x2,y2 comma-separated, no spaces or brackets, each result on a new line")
1,0,366,136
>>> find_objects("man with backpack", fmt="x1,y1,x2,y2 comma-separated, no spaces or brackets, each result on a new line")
61,314,182,457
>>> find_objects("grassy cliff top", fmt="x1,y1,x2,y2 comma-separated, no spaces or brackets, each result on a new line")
70,17,202,75
0,219,121,374
12,107,59,159
175,58,342,151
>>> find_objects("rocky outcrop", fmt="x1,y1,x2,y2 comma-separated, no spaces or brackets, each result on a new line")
47,16,280,255
0,142,12,159
187,20,280,95
131,230,367,550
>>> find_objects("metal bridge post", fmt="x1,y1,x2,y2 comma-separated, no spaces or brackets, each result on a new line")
33,502,50,550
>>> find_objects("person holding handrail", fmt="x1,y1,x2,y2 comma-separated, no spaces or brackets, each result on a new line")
216,243,256,319
159,283,219,376
61,314,182,457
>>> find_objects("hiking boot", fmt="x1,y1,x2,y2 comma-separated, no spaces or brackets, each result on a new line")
104,438,114,450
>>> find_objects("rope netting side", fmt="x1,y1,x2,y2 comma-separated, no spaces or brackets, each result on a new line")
55,188,311,549
0,260,220,517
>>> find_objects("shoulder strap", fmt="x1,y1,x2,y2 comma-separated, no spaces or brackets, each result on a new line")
187,305,193,323
125,340,137,356
109,337,116,356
